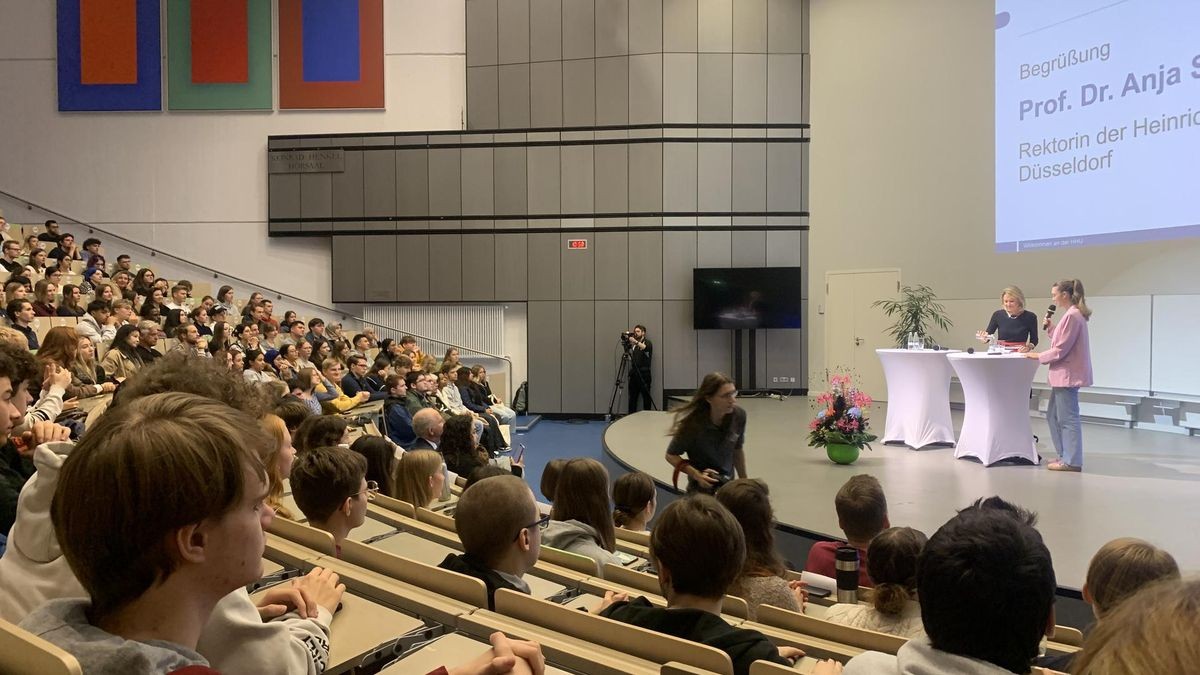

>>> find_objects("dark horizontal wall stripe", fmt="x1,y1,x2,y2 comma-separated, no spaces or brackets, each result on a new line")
272,210,809,224
270,223,810,237
271,136,810,153
268,122,811,141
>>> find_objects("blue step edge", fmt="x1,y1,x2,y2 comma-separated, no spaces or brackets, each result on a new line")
513,414,542,434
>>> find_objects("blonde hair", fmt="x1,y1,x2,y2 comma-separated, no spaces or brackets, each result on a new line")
394,449,442,508
1071,577,1199,674
1055,278,1092,319
1085,537,1179,617
260,414,294,520
1000,286,1026,309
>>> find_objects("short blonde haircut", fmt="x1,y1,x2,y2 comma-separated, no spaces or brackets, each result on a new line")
394,449,443,508
1071,577,1199,674
1085,537,1179,617
1000,286,1026,309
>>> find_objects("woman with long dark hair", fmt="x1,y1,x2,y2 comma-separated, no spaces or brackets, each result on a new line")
664,372,746,494
349,436,398,498
544,458,623,575
100,324,144,379
439,414,522,478
132,268,156,297
55,284,86,317
207,320,233,355
716,479,806,620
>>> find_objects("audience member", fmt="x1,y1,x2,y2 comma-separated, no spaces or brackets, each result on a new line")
46,232,82,261
440,475,543,610
0,239,23,275
290,367,322,416
596,495,803,675
32,279,57,317
394,449,445,508
316,358,369,413
539,458,567,509
76,299,115,347
292,414,349,454
382,374,416,449
290,445,370,555
260,414,297,520
843,508,1057,674
37,220,62,244
1069,577,1198,675
111,270,134,302
72,336,111,395
825,527,928,639
215,285,236,315
81,238,105,272
305,318,328,351
24,248,48,280
439,414,521,478
55,284,86,317
243,349,277,384
399,335,425,367
169,324,205,358
99,325,144,379
463,464,508,490
470,365,516,424
165,283,189,311
272,398,313,434
0,343,40,539
112,254,132,275
6,299,38,349
805,474,888,587
36,327,113,400
715,479,806,620
189,306,212,337
134,320,162,365
341,354,385,401
411,408,445,451
78,267,104,295
612,471,655,533
348,436,396,499
544,458,623,575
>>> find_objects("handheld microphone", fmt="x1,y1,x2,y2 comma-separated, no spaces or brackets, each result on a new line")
1043,304,1056,330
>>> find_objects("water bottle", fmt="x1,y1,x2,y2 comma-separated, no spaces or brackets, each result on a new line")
439,462,452,502
835,546,860,604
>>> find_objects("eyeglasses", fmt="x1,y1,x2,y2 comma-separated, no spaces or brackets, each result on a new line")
514,513,551,541
350,480,379,502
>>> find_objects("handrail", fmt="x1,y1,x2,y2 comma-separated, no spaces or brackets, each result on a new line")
0,188,516,398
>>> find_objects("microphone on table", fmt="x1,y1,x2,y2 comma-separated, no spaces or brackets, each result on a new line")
966,347,975,354
1043,304,1056,331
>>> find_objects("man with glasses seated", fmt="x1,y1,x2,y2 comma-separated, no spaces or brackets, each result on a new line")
290,445,375,557
440,475,544,610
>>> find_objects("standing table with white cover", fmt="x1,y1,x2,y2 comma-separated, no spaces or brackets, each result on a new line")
877,349,959,449
948,352,1041,466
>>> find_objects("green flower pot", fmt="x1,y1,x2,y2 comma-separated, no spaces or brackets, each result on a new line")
826,443,860,465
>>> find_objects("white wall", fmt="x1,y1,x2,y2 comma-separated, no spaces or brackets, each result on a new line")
0,0,466,308
807,0,1200,380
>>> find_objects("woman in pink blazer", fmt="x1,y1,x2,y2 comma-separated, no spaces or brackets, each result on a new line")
1025,279,1093,471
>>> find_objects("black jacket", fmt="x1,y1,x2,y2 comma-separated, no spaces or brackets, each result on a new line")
601,597,790,675
438,553,526,610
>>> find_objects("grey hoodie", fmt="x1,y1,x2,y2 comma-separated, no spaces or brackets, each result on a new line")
541,519,624,576
20,598,207,675
844,639,1020,675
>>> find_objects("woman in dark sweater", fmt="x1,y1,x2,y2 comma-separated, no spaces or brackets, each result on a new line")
976,286,1038,351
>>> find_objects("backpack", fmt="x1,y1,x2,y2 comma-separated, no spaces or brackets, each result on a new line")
513,380,528,415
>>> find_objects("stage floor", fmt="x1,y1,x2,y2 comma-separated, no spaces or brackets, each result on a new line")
603,398,1200,590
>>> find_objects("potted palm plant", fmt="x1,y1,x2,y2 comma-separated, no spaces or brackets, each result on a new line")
872,284,953,348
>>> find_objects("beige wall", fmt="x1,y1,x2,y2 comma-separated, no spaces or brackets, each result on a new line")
807,0,1200,377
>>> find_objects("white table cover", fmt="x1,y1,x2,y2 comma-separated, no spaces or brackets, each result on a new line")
877,349,958,449
948,352,1041,466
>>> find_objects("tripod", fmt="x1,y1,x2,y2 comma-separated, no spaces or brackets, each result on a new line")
606,337,657,421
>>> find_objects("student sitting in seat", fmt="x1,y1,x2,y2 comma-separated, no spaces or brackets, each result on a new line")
440,474,542,610
382,374,416,449
394,449,445,508
1069,576,1198,674
543,458,623,576
715,479,806,621
825,527,928,639
594,494,803,675
18,393,276,674
805,474,888,587
290,446,370,556
612,471,656,533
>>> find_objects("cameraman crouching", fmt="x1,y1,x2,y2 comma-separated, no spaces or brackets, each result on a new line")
664,373,747,494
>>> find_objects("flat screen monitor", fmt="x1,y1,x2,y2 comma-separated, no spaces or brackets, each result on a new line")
693,267,803,330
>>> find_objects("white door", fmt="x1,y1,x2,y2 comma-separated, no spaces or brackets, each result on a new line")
824,270,900,400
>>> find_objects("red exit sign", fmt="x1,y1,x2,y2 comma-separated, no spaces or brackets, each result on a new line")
566,239,588,250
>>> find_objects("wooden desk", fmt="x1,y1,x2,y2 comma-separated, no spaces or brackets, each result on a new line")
348,515,398,543
373,531,457,567
381,631,573,675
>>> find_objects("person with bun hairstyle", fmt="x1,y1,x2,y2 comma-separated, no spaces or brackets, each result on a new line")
612,471,656,532
825,527,927,639
1024,278,1093,471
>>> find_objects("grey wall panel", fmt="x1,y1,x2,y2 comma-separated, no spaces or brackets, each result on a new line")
697,142,732,212
628,54,663,124
628,0,662,54
593,144,628,213
527,301,562,412
662,142,698,212
562,0,596,60
498,64,531,128
627,299,665,406
698,0,732,52
732,54,767,123
497,0,530,64
662,54,697,123
767,143,803,212
560,231,596,300
466,0,499,66
396,149,429,217
529,0,562,62
493,146,528,216
766,54,804,123
562,59,596,126
594,231,629,300
628,143,663,212
331,236,365,303
460,148,495,216
269,174,300,219
765,229,804,267
593,300,630,412
732,230,766,267
662,230,697,300
363,150,397,219
560,301,597,412
696,330,732,383
697,54,732,123
663,0,698,52
595,56,629,125
732,142,767,213
697,230,732,267
733,0,767,52
767,0,804,53
332,149,364,226
628,231,663,299
396,235,431,301
529,61,563,127
494,233,528,300
765,328,803,388
363,235,399,302
429,235,463,301
595,0,629,57
527,233,561,300
467,66,499,129
300,173,332,232
428,149,463,217
462,234,496,301
526,146,560,215
662,299,698,388
560,145,594,214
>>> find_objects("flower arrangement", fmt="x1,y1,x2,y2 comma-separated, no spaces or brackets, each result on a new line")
808,373,878,450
